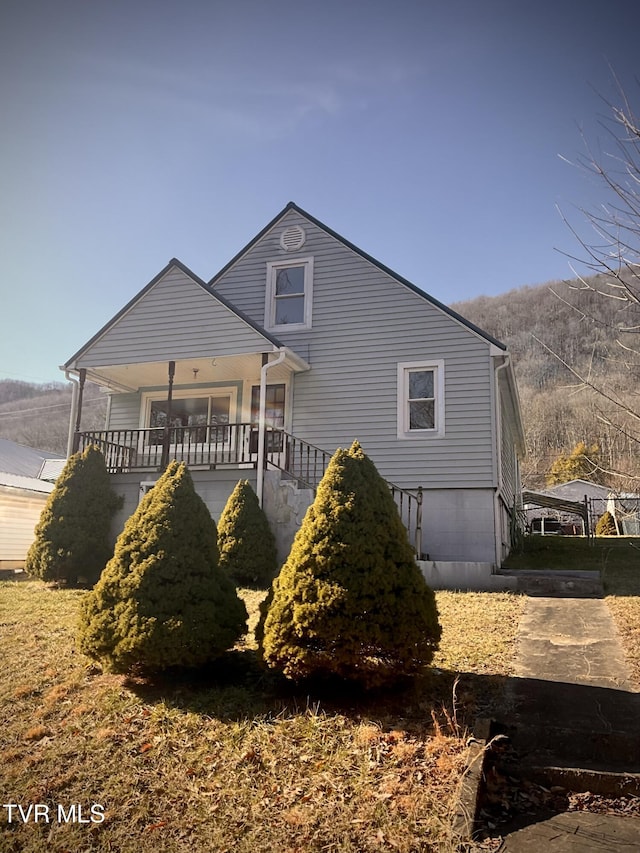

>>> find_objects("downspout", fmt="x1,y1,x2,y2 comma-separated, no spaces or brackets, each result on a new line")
256,348,287,507
64,369,79,458
493,355,511,568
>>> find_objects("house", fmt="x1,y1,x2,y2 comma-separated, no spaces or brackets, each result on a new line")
0,439,65,570
62,203,524,581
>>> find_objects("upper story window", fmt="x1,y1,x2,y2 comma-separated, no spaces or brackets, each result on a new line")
265,257,313,330
397,360,445,438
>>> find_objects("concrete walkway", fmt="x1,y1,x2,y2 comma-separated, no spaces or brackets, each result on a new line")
514,597,636,691
493,595,640,852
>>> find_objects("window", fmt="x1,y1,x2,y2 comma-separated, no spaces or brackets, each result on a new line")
265,257,313,330
397,361,445,438
145,393,232,445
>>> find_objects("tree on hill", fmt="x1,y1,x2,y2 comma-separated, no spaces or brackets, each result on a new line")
546,442,602,486
78,461,248,673
555,79,640,459
217,479,278,587
0,379,107,454
25,445,120,585
450,284,640,491
257,440,441,688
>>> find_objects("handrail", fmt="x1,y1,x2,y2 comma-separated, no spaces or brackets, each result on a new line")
265,428,331,491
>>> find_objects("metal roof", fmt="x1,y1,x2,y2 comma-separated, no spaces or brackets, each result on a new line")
0,439,64,478
0,472,55,493
522,490,589,526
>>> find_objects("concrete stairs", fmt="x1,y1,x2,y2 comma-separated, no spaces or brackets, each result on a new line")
496,568,604,597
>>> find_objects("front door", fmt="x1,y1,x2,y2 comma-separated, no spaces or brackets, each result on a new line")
250,383,285,455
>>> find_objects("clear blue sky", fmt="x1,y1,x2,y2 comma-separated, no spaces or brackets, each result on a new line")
2,0,639,383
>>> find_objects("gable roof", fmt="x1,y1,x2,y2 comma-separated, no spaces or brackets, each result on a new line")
63,258,285,370
542,479,611,500
209,201,507,351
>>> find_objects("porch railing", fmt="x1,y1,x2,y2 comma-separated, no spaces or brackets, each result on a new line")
76,425,424,558
76,423,256,471
388,482,424,559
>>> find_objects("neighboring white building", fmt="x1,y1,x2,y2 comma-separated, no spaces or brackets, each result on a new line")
0,440,64,570
606,493,640,535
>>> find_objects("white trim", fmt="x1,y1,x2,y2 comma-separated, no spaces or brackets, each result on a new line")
264,256,314,331
397,360,445,439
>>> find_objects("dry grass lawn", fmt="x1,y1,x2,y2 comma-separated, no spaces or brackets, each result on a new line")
602,548,640,687
0,580,524,853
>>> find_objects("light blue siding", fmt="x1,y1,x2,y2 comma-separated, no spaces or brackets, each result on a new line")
77,267,275,369
213,209,496,490
108,393,142,430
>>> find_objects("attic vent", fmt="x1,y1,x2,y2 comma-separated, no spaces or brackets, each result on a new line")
280,225,306,252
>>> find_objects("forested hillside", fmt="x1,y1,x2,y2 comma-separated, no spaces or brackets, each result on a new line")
0,380,107,455
452,272,640,489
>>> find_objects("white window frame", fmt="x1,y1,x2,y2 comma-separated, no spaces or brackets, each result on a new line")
397,360,445,439
265,256,314,331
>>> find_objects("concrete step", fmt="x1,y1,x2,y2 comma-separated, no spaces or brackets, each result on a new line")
507,723,640,773
502,676,640,772
497,568,603,596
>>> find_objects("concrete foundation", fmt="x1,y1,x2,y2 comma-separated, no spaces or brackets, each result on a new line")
418,560,517,591
109,468,257,544
419,488,498,563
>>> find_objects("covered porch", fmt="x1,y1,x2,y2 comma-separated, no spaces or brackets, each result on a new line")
67,348,310,479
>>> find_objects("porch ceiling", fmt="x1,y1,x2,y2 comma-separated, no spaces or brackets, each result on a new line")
72,349,309,393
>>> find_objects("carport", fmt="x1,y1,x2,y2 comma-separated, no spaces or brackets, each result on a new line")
522,490,591,538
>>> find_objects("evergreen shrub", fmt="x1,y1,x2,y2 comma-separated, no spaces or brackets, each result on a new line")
78,461,247,673
25,445,121,585
218,479,278,587
595,510,618,536
257,440,441,688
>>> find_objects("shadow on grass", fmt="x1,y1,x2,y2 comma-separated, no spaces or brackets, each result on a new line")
122,648,510,735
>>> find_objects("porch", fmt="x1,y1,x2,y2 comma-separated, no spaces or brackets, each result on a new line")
74,424,424,558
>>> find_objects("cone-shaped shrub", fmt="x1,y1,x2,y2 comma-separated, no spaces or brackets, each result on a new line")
218,479,278,587
257,441,441,688
78,461,248,673
25,445,121,585
595,510,618,536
